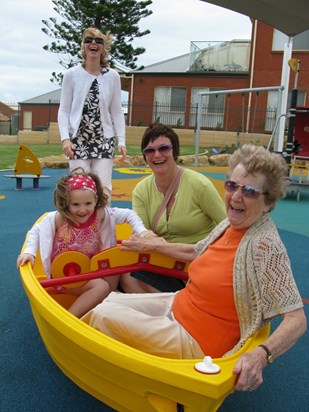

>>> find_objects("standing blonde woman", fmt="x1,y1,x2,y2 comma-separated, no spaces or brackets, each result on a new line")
58,27,126,199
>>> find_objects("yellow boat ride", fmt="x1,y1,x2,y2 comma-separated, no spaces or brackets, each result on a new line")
19,215,269,412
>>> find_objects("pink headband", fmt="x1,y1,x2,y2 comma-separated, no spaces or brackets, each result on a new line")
67,175,97,195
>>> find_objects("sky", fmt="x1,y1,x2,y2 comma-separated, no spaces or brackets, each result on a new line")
0,0,252,104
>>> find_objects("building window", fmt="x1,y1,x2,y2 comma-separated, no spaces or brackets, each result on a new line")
273,30,309,51
153,87,186,126
190,87,225,128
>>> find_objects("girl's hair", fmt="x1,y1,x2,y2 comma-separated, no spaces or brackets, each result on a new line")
81,26,112,68
54,168,109,224
227,144,289,211
141,123,180,161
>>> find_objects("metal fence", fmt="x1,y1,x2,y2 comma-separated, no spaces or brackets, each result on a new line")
1,100,279,136
0,113,19,135
122,101,278,134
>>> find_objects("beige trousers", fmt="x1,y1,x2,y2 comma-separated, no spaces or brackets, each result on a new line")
81,292,205,359
69,158,113,193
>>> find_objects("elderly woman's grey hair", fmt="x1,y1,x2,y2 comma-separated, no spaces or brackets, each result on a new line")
227,144,289,211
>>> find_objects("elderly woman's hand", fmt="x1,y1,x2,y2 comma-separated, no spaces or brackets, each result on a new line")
121,234,167,252
233,347,267,391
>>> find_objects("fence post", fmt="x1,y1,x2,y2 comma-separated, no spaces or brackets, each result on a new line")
194,94,203,166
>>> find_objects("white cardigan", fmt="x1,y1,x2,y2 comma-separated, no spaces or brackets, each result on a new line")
58,65,125,146
23,207,146,278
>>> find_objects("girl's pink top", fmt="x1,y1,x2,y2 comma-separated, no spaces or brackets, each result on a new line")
51,211,101,262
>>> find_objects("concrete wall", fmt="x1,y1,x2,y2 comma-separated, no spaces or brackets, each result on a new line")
0,123,271,147
126,126,270,147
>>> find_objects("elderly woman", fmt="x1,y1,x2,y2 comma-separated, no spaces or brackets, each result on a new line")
82,144,306,391
120,123,226,293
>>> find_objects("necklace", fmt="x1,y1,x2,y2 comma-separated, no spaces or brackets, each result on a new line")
223,228,247,245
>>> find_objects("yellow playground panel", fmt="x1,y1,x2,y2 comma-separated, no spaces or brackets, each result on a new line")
4,144,50,190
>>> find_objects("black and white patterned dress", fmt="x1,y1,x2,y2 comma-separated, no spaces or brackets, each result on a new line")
72,69,115,160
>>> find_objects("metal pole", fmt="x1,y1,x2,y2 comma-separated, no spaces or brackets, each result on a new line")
194,94,203,167
286,60,300,163
47,99,51,144
273,88,284,152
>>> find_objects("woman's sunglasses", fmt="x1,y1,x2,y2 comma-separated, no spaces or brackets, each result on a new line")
84,37,104,44
224,180,267,199
143,144,173,156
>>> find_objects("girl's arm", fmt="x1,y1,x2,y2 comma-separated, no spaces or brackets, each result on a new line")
112,207,151,235
17,212,62,269
16,222,40,268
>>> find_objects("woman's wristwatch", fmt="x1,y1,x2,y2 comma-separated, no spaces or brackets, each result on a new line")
258,344,274,364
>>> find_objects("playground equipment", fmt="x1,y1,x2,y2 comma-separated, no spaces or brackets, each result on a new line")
287,106,309,200
4,144,50,190
19,215,270,412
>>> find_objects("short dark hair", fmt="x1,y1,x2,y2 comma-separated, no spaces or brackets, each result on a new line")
141,123,180,161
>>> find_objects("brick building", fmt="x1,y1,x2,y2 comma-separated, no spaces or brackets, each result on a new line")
127,20,309,133
18,20,309,137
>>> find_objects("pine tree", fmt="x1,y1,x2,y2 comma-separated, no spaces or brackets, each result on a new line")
42,0,152,84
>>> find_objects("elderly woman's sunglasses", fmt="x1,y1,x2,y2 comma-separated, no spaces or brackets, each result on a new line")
84,37,104,44
142,144,173,156
224,180,267,199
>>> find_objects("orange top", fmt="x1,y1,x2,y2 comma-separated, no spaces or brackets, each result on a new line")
173,227,247,357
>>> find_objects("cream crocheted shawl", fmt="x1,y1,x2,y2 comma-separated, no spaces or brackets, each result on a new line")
194,214,303,356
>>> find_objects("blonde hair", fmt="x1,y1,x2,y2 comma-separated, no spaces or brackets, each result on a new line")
81,26,112,68
228,144,289,211
54,167,109,225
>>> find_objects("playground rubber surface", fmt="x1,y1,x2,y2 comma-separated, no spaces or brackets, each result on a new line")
1,166,308,412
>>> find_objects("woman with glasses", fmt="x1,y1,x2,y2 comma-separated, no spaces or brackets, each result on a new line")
58,27,126,200
82,144,306,392
120,122,226,293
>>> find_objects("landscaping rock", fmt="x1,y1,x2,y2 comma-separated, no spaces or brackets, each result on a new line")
208,153,231,166
39,155,69,169
39,153,230,169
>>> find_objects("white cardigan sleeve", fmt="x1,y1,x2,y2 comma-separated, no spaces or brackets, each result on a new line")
99,206,147,250
57,70,74,141
23,212,57,278
111,207,147,234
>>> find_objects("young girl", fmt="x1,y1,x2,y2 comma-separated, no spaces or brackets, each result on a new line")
17,169,151,318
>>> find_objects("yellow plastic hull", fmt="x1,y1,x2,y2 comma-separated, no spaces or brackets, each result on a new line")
19,218,270,412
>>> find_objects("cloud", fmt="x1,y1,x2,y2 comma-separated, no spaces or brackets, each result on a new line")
0,0,252,103
134,0,252,65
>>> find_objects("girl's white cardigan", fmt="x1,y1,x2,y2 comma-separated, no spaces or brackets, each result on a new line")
23,207,146,278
